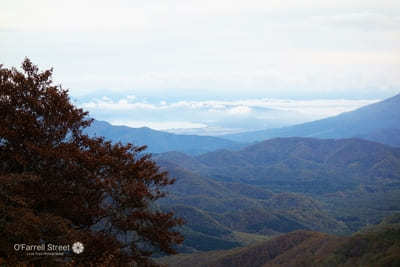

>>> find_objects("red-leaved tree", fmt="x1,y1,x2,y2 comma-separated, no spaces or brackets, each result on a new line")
0,59,183,266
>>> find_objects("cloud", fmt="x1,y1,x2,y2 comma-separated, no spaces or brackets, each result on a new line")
111,120,207,130
80,96,380,134
310,12,400,31
3,1,400,33
60,63,400,100
2,0,399,103
0,1,149,32
227,106,252,115
82,97,156,111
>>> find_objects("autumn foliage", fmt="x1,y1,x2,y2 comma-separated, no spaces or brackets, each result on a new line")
0,59,183,266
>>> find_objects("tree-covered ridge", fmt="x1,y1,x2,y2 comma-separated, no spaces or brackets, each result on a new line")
153,158,348,252
156,137,400,196
160,215,400,267
153,138,400,252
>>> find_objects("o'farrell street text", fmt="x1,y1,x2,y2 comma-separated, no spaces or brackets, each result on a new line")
14,244,71,252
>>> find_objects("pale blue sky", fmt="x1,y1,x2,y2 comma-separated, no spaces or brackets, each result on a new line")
1,0,399,133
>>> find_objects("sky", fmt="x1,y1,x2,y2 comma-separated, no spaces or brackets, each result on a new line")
1,0,399,134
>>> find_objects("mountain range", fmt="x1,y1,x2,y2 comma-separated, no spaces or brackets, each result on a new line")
156,137,400,195
153,137,400,253
84,120,243,155
223,93,400,146
84,93,400,264
86,94,400,156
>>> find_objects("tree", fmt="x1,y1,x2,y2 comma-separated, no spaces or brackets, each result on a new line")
0,59,183,266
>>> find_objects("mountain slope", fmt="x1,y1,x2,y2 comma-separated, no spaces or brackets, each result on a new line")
84,120,243,155
223,93,400,144
155,137,400,235
160,216,400,267
157,137,400,194
154,157,348,252
356,128,400,147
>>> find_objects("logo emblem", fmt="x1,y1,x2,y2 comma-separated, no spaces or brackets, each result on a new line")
72,242,84,254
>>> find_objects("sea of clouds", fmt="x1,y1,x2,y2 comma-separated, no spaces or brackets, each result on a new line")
80,96,379,135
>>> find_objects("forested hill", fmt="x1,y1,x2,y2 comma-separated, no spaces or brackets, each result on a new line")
156,137,400,195
159,214,400,267
84,120,243,155
154,137,400,252
223,93,400,145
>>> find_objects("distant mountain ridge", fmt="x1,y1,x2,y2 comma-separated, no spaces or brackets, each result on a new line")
84,120,243,155
84,94,400,155
223,93,400,145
